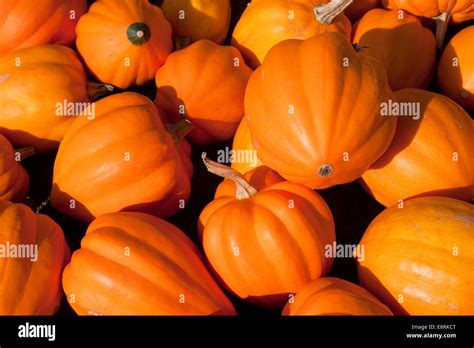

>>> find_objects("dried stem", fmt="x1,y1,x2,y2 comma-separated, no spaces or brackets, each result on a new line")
165,119,193,146
87,82,114,101
314,0,353,24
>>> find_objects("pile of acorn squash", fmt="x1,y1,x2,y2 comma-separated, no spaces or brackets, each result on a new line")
0,0,472,316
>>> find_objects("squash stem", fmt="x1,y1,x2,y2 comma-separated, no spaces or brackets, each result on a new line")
433,12,451,48
166,119,193,146
87,82,114,101
314,0,353,24
15,146,35,161
202,152,258,200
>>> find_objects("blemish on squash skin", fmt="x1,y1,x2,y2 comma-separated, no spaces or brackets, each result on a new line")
0,73,10,84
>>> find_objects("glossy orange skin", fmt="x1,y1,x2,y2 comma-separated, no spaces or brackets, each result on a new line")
382,0,474,23
232,0,352,69
357,197,474,315
76,0,173,89
62,212,236,315
156,40,252,145
362,89,474,207
0,200,70,315
353,9,436,90
161,0,231,44
345,0,381,22
51,92,192,223
245,32,397,189
199,180,336,308
282,277,393,315
0,135,29,202
0,0,87,54
198,166,284,241
0,45,88,153
438,25,474,113
231,118,264,174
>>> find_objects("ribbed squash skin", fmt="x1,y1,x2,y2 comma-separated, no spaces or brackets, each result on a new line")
161,0,231,44
0,0,87,54
0,135,29,202
353,9,436,90
51,92,192,223
438,25,474,113
0,200,70,315
245,32,397,189
231,118,264,174
362,89,474,207
76,0,173,89
62,212,236,315
282,277,393,315
232,0,352,69
357,197,474,315
0,45,88,153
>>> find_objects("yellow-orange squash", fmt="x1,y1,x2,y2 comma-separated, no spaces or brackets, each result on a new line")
0,135,34,202
156,40,252,145
345,0,381,22
199,155,336,308
0,45,89,153
282,277,393,315
353,9,436,90
362,89,474,207
232,0,352,68
0,0,87,54
438,25,474,113
161,0,231,44
357,196,474,315
245,32,397,189
231,118,264,174
76,0,173,89
62,212,236,315
51,92,193,223
0,199,70,315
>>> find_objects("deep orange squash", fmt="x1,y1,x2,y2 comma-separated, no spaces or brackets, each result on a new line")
345,0,381,22
0,135,34,202
0,199,70,315
155,40,252,145
62,212,236,315
231,118,264,174
382,0,474,46
353,9,437,90
199,155,335,308
0,45,94,153
51,92,193,223
232,0,352,69
76,0,173,89
282,277,393,315
357,196,474,315
362,89,474,207
438,25,474,113
245,32,397,189
161,0,231,45
0,0,87,54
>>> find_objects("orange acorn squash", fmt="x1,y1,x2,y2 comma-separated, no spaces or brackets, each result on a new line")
357,196,474,315
161,0,231,45
0,135,34,202
0,199,70,315
438,25,474,113
282,277,393,315
345,0,381,22
245,32,397,189
199,155,335,308
155,40,252,145
0,45,92,153
353,9,437,90
0,0,87,54
362,89,474,207
76,0,173,89
231,118,264,174
232,0,352,69
62,211,236,315
51,92,193,223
